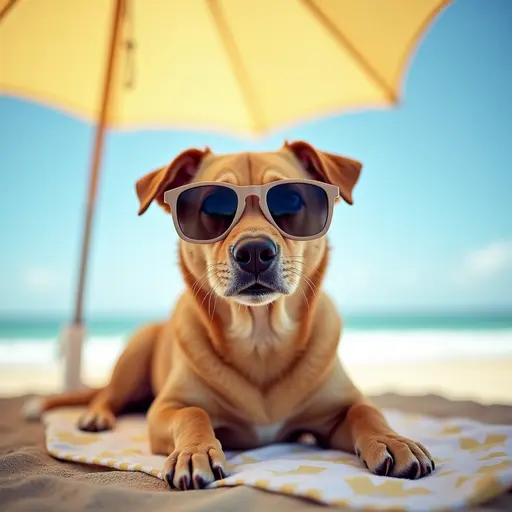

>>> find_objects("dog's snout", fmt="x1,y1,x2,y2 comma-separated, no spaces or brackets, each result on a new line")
233,237,277,275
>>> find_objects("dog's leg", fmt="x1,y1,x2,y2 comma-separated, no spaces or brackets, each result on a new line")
329,401,435,479
148,400,228,490
22,387,101,421
78,323,161,432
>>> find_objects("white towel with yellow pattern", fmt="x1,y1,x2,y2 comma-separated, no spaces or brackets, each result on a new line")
43,408,512,511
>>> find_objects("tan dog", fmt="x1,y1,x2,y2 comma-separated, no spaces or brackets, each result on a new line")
26,141,434,490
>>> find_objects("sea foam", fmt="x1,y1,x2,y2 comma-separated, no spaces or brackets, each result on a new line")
0,330,511,369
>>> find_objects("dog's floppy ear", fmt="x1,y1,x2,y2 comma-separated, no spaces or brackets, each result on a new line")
283,140,362,205
136,147,211,215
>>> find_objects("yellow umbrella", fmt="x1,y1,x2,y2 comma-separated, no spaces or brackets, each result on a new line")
0,0,451,390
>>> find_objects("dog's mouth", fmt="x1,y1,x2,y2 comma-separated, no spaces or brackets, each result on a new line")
224,275,288,306
240,283,275,296
233,280,282,306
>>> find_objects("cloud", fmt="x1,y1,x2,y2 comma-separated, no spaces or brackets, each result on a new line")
22,266,60,293
461,241,512,280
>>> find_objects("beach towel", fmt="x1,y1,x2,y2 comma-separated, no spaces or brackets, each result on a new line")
43,407,512,511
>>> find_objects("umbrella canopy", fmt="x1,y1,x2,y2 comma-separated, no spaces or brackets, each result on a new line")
1,0,450,135
0,0,450,391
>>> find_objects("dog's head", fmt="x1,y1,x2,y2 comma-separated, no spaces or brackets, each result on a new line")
136,141,362,307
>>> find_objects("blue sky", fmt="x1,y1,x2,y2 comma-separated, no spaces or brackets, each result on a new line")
1,0,511,317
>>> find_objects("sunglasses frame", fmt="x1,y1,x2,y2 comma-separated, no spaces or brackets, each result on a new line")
163,179,339,244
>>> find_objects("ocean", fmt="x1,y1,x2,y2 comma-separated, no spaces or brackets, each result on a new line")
1,313,512,370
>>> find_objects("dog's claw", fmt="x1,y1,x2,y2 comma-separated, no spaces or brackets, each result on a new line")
384,456,393,476
375,455,393,476
400,461,421,479
194,475,207,489
179,476,189,490
164,471,175,488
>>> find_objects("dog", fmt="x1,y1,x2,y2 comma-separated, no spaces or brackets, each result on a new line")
24,140,434,490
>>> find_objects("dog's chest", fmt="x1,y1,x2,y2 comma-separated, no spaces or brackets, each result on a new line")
248,314,284,354
235,307,296,358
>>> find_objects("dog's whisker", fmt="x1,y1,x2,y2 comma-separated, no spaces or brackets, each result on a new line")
286,267,318,298
202,276,228,320
201,281,218,312
192,274,215,299
283,260,322,276
209,278,228,327
284,274,310,310
301,276,318,297
299,287,310,310
192,267,229,298
208,280,223,319
191,265,217,294
291,267,318,291
211,294,219,324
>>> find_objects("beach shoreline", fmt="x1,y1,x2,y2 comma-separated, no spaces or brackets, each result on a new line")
2,355,511,406
1,325,511,405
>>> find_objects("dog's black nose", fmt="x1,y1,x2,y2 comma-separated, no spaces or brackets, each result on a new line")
233,237,277,275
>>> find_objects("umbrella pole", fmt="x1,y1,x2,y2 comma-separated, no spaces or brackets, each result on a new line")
61,0,125,391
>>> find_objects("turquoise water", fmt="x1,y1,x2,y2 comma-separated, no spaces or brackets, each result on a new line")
1,313,512,341
1,313,511,367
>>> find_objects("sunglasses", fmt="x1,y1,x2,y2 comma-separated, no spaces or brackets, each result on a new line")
163,179,339,244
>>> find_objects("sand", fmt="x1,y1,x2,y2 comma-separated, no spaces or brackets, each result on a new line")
1,356,511,405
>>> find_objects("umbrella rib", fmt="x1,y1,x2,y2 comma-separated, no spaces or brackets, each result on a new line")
299,0,397,102
206,0,265,133
0,0,22,24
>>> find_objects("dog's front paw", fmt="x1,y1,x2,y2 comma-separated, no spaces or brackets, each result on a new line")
77,410,116,432
164,439,229,490
355,433,435,479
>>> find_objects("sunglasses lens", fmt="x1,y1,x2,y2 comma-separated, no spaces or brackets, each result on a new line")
267,183,329,238
176,185,238,241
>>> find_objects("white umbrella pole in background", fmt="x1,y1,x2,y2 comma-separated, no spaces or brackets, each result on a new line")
60,0,125,391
